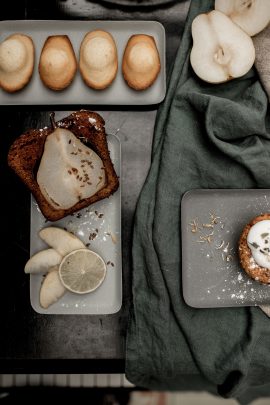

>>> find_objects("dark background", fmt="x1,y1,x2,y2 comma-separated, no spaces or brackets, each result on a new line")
0,0,189,374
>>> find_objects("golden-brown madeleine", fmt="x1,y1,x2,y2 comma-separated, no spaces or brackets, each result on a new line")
239,214,270,284
122,34,160,91
0,33,34,93
39,35,77,91
79,30,118,90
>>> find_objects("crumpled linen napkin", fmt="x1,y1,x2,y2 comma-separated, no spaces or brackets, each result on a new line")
253,24,270,101
253,23,270,316
126,0,270,400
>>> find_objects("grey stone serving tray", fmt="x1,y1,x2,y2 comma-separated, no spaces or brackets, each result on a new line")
181,189,270,308
0,20,166,105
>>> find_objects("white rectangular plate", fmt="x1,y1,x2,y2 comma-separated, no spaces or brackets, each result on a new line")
0,20,166,105
30,134,122,315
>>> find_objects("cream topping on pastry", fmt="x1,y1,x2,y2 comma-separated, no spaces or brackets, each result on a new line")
0,38,27,73
247,220,270,269
128,42,156,73
82,37,115,70
41,48,68,74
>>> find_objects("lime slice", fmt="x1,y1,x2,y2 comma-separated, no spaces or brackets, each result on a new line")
59,249,106,294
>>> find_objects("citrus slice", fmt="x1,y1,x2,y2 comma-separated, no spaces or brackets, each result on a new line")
59,249,106,294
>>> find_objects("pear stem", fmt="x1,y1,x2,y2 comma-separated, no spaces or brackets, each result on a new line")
50,112,57,129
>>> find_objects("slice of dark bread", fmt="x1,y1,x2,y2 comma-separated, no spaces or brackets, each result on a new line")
7,110,119,221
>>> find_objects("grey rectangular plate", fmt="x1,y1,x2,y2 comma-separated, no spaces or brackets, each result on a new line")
0,20,166,105
30,133,122,315
181,189,270,308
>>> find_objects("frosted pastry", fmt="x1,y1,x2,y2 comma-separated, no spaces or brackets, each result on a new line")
79,30,118,90
122,34,160,90
239,214,270,284
0,33,34,92
39,35,77,91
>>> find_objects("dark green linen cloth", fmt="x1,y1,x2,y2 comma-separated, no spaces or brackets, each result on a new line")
126,0,270,402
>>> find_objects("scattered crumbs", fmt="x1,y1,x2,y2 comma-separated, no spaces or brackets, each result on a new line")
215,241,225,250
210,212,220,225
98,213,104,219
86,243,90,247
95,228,99,233
203,223,214,229
111,262,115,267
189,219,200,233
76,213,82,219
190,213,234,263
63,227,67,231
106,231,117,244
197,231,214,244
89,232,97,240
238,274,243,281
226,254,233,262
207,289,211,294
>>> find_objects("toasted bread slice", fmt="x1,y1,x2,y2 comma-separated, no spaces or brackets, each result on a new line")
8,110,119,221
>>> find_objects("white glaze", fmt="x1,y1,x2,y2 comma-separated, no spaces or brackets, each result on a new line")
247,220,270,269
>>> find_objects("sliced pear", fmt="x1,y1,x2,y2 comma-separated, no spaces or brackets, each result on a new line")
190,10,255,84
215,0,270,37
39,35,77,91
37,127,106,210
25,248,62,274
40,267,66,309
39,227,85,257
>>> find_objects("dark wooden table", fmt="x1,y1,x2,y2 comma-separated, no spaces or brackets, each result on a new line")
0,0,189,373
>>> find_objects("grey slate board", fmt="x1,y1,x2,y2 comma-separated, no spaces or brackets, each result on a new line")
181,189,270,308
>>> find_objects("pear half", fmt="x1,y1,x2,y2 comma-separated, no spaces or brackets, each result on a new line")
215,0,270,37
190,10,255,84
37,126,106,210
39,35,77,91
